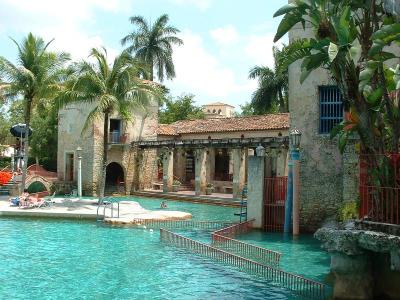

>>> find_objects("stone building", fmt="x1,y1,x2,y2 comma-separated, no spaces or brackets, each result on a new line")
202,102,235,119
57,98,289,198
287,7,359,231
155,114,289,198
57,100,159,196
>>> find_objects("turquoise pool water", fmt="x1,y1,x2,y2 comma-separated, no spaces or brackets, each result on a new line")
0,197,331,299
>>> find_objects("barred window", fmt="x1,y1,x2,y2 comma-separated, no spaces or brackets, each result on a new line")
319,86,343,134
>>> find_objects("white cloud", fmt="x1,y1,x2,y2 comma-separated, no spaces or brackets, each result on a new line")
166,30,254,104
0,0,130,60
169,0,212,11
244,34,277,68
210,25,239,46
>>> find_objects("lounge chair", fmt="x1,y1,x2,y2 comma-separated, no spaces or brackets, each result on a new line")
36,192,56,208
9,197,20,207
65,189,77,197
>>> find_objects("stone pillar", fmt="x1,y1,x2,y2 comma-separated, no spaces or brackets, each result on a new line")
232,148,246,199
276,148,288,177
174,149,186,182
247,156,265,228
195,148,207,195
123,147,135,194
208,148,215,182
342,140,359,202
162,148,174,193
331,252,374,300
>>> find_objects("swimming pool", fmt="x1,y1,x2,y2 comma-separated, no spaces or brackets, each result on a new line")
0,197,330,299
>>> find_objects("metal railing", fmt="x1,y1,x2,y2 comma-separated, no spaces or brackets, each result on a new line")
108,132,128,144
96,198,120,221
264,177,288,232
212,219,253,238
211,219,281,267
129,219,235,229
160,229,326,299
360,185,400,225
359,153,400,225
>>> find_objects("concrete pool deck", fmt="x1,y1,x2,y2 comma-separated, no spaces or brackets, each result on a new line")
0,197,192,222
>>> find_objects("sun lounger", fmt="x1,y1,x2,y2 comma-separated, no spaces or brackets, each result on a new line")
65,189,77,197
17,191,53,209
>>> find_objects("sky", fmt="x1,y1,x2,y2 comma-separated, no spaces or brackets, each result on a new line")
0,0,288,110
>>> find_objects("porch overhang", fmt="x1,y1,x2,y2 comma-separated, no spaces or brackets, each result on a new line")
131,137,289,149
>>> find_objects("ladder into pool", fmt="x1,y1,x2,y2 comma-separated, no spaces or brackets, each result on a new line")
96,197,120,221
234,186,247,222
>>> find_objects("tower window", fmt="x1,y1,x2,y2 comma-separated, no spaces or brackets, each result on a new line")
319,86,343,134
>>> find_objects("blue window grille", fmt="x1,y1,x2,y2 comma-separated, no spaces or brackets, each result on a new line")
319,86,343,134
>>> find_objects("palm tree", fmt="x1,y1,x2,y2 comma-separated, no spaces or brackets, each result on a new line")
58,48,161,201
249,46,288,114
0,33,69,192
121,14,183,82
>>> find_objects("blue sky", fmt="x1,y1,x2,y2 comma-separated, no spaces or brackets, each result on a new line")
0,0,288,110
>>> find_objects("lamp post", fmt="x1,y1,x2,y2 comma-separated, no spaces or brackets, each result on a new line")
76,146,82,198
290,128,302,236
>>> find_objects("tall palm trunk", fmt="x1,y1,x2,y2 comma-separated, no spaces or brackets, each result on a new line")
99,112,109,203
149,60,154,81
20,97,33,193
277,89,287,113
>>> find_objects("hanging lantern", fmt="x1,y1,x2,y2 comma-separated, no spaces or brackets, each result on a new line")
289,128,302,150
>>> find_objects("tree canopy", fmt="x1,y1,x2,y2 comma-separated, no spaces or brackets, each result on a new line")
248,46,289,114
159,94,204,124
275,0,400,153
0,33,69,190
59,48,161,199
121,14,183,82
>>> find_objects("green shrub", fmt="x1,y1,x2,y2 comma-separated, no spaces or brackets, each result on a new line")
0,157,11,168
338,200,359,222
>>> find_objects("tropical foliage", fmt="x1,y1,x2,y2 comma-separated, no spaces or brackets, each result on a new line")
237,102,256,116
121,14,183,82
0,33,70,191
159,94,204,124
248,46,289,113
274,0,400,157
58,48,161,200
0,99,58,171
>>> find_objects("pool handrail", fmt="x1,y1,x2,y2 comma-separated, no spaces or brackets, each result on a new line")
96,197,120,221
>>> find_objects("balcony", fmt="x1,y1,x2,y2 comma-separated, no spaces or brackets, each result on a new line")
108,131,128,144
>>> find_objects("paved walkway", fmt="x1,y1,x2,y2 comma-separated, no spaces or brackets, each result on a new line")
0,198,191,222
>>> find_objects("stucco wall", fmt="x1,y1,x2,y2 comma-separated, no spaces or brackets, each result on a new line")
289,22,345,231
57,103,96,194
57,99,159,196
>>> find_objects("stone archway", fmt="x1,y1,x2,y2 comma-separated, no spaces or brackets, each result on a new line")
25,175,52,192
105,162,125,193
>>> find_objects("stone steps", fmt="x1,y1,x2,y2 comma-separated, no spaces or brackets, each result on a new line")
132,191,241,207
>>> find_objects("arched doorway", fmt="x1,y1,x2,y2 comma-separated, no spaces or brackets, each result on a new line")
105,162,125,193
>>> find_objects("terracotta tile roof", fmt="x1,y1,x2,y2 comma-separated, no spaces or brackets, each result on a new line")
157,124,179,136
157,113,289,136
